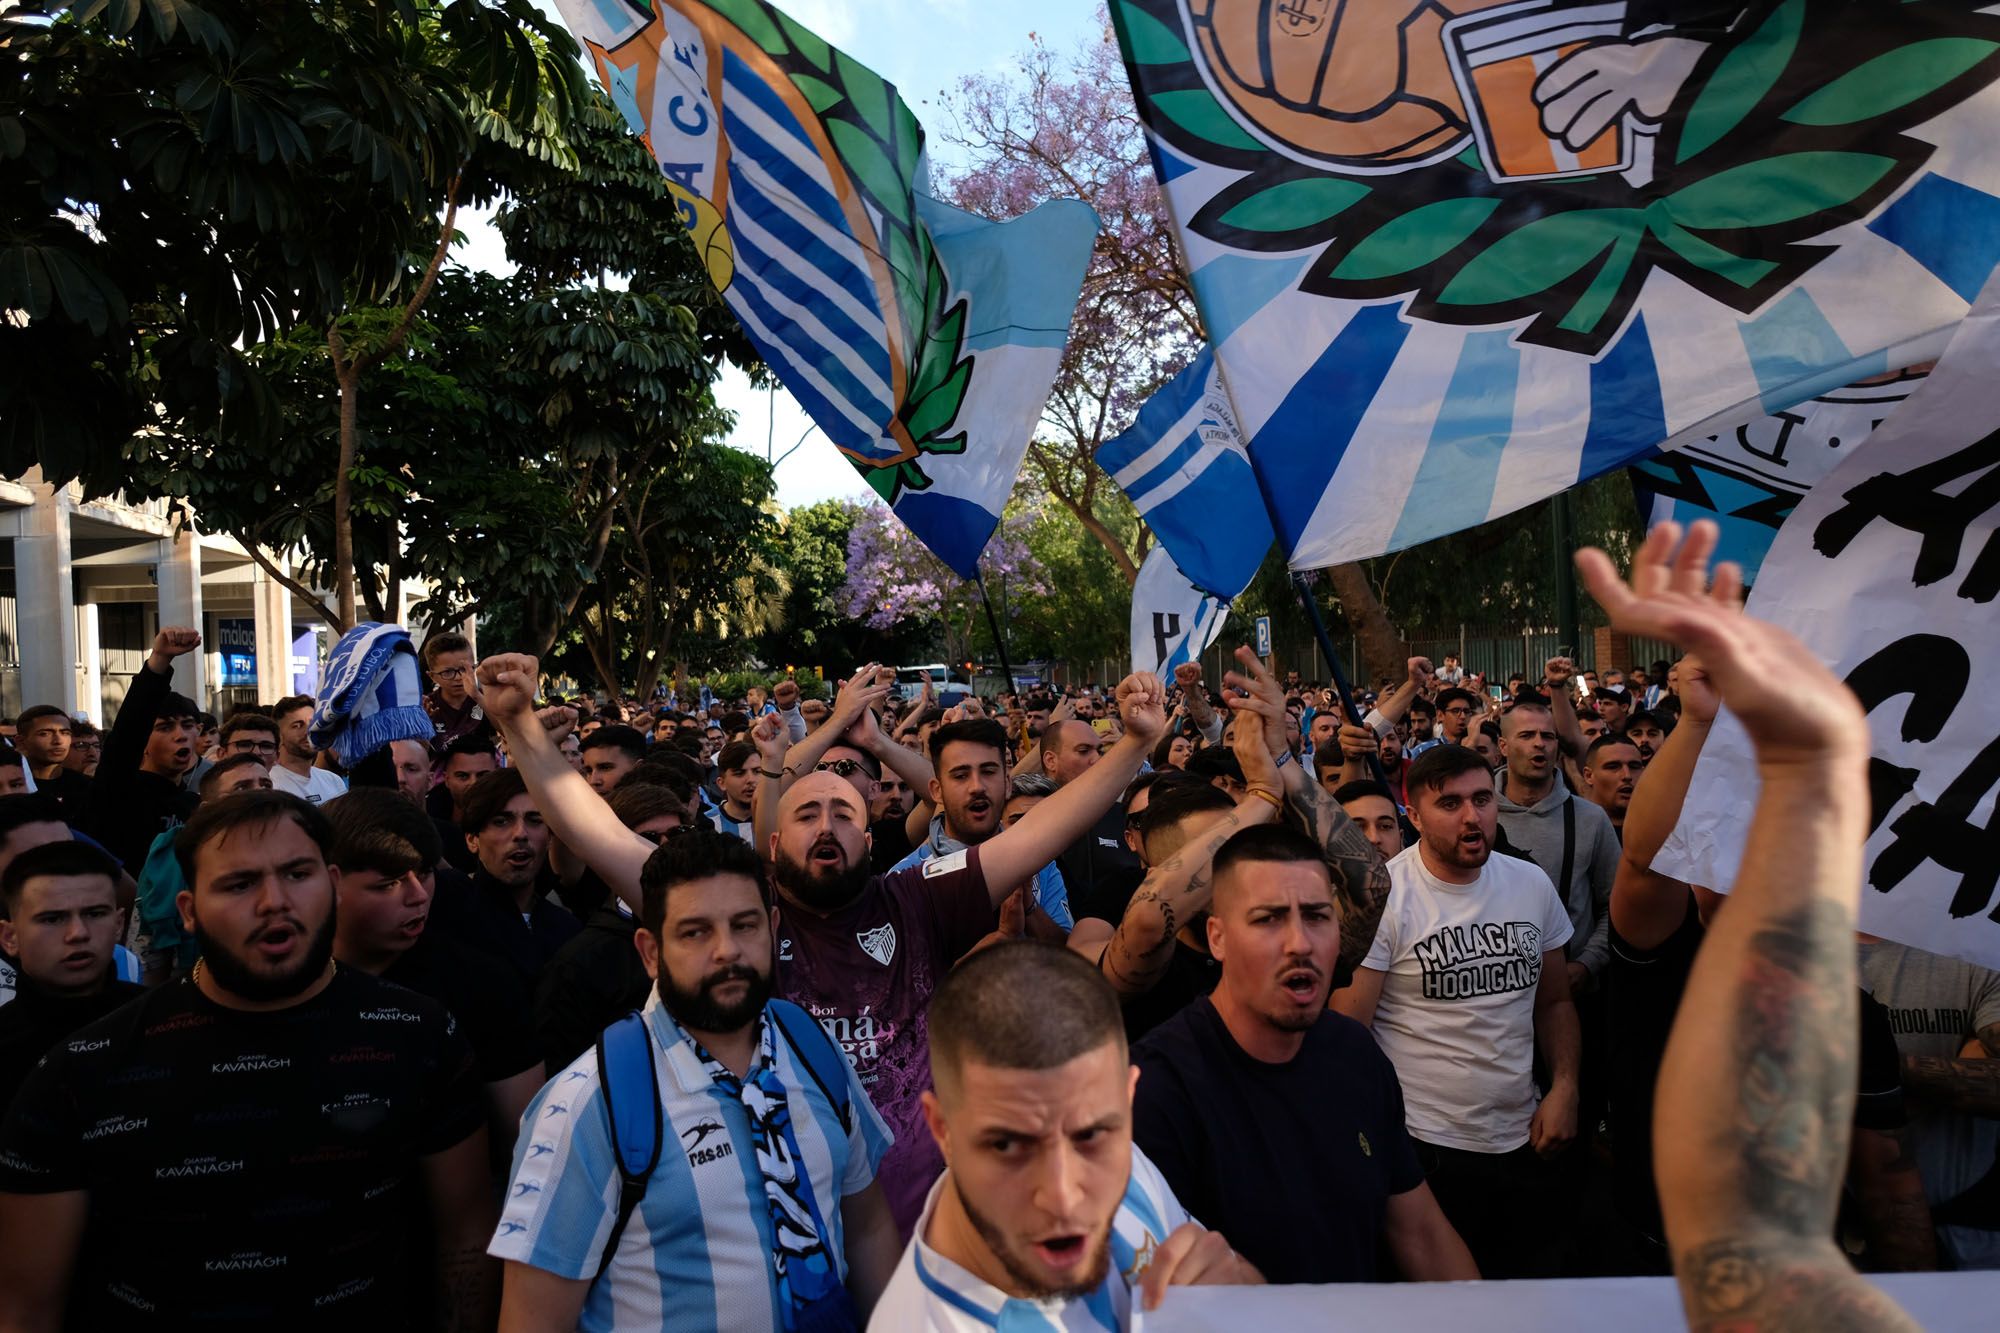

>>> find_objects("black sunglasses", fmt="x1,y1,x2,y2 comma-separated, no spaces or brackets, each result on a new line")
815,759,865,778
635,823,705,846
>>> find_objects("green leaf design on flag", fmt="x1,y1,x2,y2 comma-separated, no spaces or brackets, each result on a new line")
705,0,978,493
1677,0,1803,163
1662,151,1896,229
1783,38,2000,126
1330,197,1503,281
1117,2,1190,65
1151,89,1263,152
1438,210,1642,307
1218,177,1369,234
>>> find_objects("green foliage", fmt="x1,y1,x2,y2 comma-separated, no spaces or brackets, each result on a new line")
0,0,586,483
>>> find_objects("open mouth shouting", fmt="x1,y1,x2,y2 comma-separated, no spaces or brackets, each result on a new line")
1278,965,1321,1006
1030,1232,1091,1272
809,835,845,870
250,920,303,963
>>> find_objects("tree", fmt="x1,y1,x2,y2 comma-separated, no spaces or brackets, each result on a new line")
840,503,1046,669
1,0,587,627
936,20,1195,585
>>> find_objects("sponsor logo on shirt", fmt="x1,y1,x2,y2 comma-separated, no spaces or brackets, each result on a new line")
681,1119,727,1151
922,850,968,879
314,1276,377,1307
856,923,898,967
144,1009,216,1036
157,1156,247,1180
358,1007,423,1023
106,1282,156,1312
320,1091,392,1117
815,1005,889,1068
328,1046,397,1065
1411,921,1543,1000
211,1054,291,1074
496,1219,529,1237
67,1037,110,1054
204,1251,287,1272
81,1115,150,1142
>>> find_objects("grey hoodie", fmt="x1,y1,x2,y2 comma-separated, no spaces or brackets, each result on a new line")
1495,769,1620,982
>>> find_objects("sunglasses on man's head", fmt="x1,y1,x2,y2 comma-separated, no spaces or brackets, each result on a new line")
815,759,864,778
635,824,705,846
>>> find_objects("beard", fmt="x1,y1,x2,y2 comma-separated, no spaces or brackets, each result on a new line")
1424,824,1492,873
194,908,337,1003
770,839,871,911
956,1177,1113,1301
659,961,773,1033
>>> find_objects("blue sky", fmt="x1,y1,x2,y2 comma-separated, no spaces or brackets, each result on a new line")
463,0,1107,509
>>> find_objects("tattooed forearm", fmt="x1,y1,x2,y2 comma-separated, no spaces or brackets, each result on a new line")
1898,1052,2000,1116
436,1245,497,1333
1730,903,1857,1235
1847,1125,1938,1273
1100,816,1239,996
1284,774,1391,969
1676,1237,1922,1332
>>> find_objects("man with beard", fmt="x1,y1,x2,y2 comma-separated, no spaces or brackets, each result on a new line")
325,789,543,1154
890,718,1073,931
474,653,1170,1237
1622,710,1670,762
455,769,579,987
872,941,1260,1327
77,627,203,874
1581,735,1647,838
1131,825,1476,1284
490,832,902,1331
269,696,347,805
0,791,495,1330
1334,745,1581,1279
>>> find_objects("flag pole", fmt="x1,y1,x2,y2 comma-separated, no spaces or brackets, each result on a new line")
1290,571,1394,791
975,574,1017,695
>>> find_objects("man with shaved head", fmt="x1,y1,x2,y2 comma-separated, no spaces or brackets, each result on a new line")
1040,718,1146,927
472,653,1170,1236
872,941,1261,1327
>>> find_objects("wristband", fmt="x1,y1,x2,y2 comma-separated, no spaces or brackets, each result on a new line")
1363,708,1395,741
760,768,784,779
1271,747,1294,769
1245,786,1283,810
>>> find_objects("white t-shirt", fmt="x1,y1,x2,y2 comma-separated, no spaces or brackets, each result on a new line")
1362,845,1573,1153
269,764,348,805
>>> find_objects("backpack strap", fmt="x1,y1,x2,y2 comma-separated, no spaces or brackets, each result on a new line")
768,1000,852,1137
593,1011,662,1279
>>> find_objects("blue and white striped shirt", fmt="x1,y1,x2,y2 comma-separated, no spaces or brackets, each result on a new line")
869,1145,1195,1331
490,993,894,1332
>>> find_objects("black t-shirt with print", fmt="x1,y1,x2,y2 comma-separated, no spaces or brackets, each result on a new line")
0,967,481,1329
383,931,541,1084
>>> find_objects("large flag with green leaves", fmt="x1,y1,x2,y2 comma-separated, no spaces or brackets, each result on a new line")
1110,0,2000,570
554,0,1098,577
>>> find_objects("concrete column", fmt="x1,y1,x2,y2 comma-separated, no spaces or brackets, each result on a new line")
76,601,102,722
156,528,206,706
16,482,80,713
252,557,294,705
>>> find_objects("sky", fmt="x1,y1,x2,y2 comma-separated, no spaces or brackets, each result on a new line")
458,0,1106,509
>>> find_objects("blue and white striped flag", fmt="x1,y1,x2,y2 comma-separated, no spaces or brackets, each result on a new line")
1131,546,1230,676
555,0,1098,578
1111,0,2000,568
1097,349,1274,600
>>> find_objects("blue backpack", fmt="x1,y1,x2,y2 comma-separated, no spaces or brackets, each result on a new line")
593,1000,852,1278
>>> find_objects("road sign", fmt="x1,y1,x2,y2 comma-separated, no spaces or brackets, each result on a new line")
1254,616,1272,659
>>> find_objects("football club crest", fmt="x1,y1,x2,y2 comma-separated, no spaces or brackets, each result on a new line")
1112,0,2000,568
856,923,898,968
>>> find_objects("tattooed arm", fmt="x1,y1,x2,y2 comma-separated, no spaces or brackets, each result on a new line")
1097,701,1282,996
1220,646,1393,975
1897,1020,2000,1116
1577,521,1916,1332
1847,1124,1939,1272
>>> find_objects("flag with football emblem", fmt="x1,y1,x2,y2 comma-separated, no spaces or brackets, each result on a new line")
553,0,1098,578
1110,0,2000,569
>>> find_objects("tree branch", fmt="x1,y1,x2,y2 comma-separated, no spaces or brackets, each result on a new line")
229,528,342,627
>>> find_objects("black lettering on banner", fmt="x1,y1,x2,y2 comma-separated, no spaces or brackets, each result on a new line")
1811,428,2000,603
1843,634,1970,837
1870,732,2000,922
1152,612,1182,668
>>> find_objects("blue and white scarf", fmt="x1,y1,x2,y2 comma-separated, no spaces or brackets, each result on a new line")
310,623,432,767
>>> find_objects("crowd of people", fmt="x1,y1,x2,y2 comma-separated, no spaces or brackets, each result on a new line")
0,521,1981,1330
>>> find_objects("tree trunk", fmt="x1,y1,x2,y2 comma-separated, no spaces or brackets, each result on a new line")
331,364,361,632
1324,561,1406,684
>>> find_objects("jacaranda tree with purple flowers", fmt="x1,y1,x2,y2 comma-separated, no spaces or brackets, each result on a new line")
840,501,1047,669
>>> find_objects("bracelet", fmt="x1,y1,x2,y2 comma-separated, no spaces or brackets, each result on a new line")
760,768,784,779
1245,786,1283,810
1272,748,1294,769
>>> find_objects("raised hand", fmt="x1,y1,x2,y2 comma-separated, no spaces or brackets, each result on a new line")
773,678,799,711
1337,723,1375,761
1676,652,1719,725
1406,656,1434,692
1113,671,1168,744
1231,688,1282,794
1544,656,1576,692
1221,646,1286,758
830,664,889,731
750,712,789,766
474,654,542,726
534,705,578,746
147,627,201,674
1575,520,1865,765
